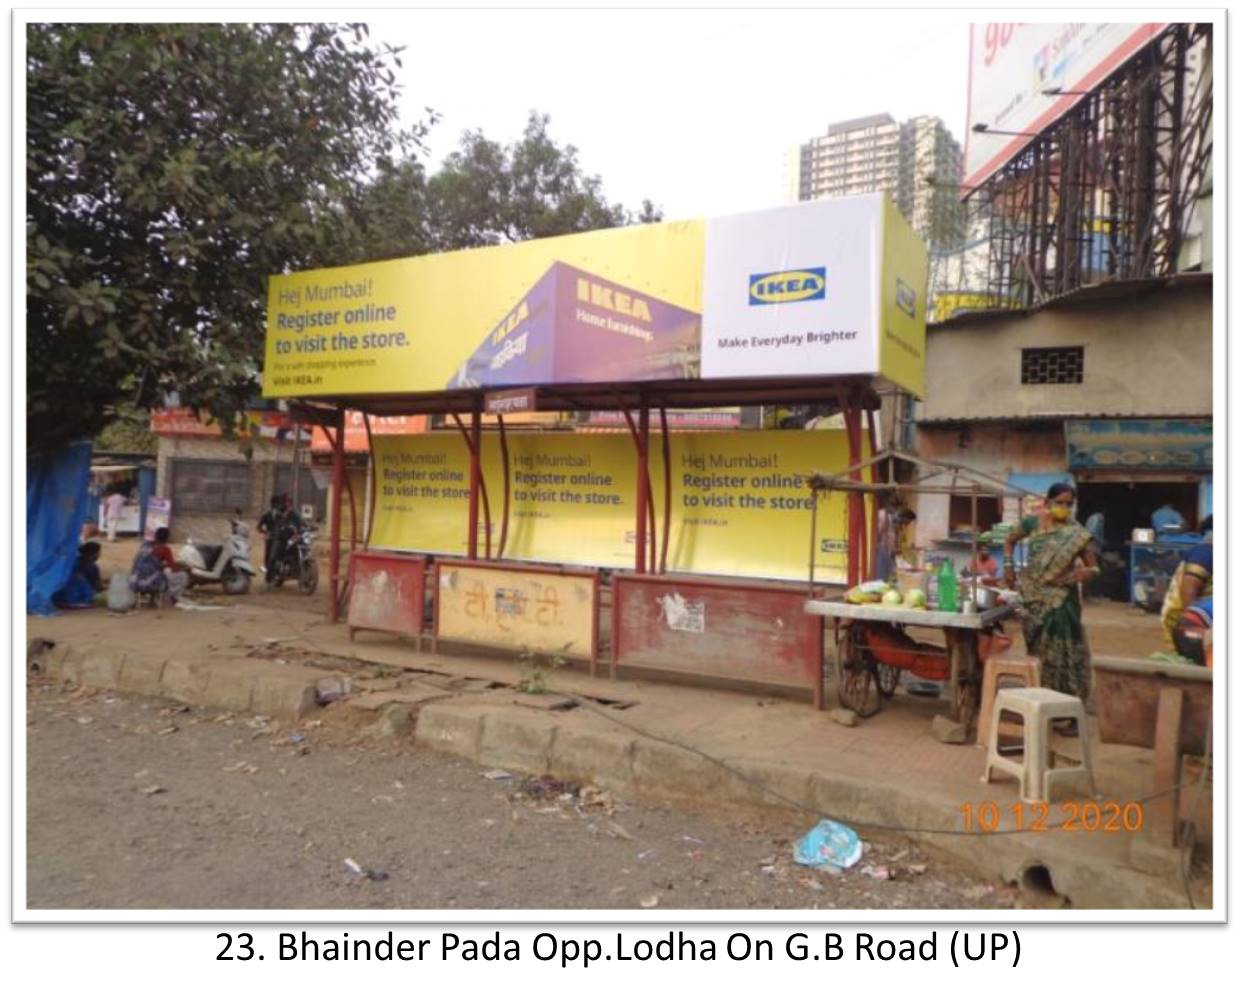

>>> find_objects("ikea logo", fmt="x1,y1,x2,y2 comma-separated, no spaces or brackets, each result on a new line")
748,267,826,306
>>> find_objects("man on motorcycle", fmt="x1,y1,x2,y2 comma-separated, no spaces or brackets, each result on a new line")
266,496,304,587
257,495,283,579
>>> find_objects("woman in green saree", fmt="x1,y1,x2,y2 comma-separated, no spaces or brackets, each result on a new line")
1002,483,1101,704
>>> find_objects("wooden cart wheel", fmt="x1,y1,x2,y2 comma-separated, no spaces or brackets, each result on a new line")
837,625,883,718
876,662,901,699
948,633,980,735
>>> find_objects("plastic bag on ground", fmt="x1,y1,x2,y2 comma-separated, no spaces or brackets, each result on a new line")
106,573,136,612
792,819,864,870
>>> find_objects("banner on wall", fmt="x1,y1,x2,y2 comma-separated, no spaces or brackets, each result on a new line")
143,497,171,540
264,195,927,399
368,430,861,582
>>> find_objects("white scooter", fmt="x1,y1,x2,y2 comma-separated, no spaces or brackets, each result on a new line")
179,518,256,595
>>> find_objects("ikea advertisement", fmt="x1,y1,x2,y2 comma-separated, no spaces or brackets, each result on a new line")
368,430,858,582
263,195,927,399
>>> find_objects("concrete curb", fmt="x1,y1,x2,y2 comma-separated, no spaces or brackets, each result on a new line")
32,639,1192,909
42,646,320,721
412,699,1191,910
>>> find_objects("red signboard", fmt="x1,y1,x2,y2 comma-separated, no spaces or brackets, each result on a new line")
150,407,296,438
310,411,428,453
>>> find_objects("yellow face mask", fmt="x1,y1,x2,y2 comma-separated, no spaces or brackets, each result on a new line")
1050,505,1071,522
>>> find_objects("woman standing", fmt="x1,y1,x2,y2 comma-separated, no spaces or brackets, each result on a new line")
1002,483,1100,702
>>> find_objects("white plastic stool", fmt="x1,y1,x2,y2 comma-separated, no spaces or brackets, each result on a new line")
981,687,1097,803
976,655,1042,749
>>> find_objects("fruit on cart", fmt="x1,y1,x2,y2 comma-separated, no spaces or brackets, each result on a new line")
881,589,903,606
845,581,891,604
904,588,927,608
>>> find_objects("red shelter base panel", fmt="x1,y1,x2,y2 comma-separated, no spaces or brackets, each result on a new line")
347,551,429,648
611,572,831,709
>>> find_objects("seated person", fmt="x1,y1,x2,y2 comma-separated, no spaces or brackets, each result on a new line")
53,541,105,608
968,544,999,581
1161,516,1212,647
129,527,190,603
1151,503,1186,534
1171,595,1212,667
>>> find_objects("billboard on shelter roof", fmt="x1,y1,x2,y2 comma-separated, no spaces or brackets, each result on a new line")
964,22,1164,189
263,195,927,399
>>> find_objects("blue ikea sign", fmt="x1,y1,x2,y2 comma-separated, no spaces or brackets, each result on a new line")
748,267,826,306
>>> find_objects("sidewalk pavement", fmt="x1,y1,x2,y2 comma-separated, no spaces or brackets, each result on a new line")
27,595,1210,910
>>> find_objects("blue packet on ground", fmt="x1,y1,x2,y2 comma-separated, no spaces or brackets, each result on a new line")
792,819,864,869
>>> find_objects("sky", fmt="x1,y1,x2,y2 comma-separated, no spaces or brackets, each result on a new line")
371,9,973,221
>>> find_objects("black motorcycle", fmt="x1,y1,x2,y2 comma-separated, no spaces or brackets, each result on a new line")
267,521,319,595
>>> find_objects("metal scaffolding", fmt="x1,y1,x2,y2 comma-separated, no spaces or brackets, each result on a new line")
968,23,1212,310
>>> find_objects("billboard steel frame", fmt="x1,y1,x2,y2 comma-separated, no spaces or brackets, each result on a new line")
970,23,1211,311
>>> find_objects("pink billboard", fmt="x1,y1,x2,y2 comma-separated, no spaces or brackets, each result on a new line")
964,22,1165,189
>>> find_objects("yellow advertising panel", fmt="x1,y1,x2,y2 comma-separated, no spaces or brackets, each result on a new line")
657,431,855,581
501,434,636,567
436,563,597,660
370,430,863,582
264,222,704,398
368,434,474,556
878,197,929,399
264,196,926,400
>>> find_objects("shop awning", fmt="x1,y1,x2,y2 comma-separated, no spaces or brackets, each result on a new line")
1006,471,1075,498
91,463,141,474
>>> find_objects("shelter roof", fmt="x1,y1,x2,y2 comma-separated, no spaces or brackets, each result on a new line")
286,376,884,423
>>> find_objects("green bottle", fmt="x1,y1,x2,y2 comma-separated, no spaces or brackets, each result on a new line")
937,559,959,612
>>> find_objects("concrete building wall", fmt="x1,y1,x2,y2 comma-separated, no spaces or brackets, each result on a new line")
911,423,1067,547
918,281,1212,422
915,422,1067,479
155,436,291,542
783,145,803,203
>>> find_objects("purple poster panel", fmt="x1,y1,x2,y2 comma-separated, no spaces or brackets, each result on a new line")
446,262,700,389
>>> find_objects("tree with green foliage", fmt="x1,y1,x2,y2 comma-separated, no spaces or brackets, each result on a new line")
355,112,663,260
26,23,429,453
93,403,159,454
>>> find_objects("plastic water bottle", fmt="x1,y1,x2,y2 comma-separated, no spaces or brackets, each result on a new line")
938,559,959,612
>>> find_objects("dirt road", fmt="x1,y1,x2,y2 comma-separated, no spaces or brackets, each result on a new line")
26,680,1020,911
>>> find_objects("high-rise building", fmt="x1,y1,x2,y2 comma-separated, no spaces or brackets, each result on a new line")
785,113,964,249
899,115,964,249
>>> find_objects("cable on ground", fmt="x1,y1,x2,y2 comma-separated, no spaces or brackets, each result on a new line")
280,620,1212,856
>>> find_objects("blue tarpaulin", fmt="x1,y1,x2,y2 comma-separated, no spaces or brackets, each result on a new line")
27,442,93,616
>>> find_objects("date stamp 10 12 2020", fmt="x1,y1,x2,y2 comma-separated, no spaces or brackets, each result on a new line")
962,800,1145,834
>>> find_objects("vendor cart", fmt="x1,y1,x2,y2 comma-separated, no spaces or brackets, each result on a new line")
805,449,1038,732
804,599,1015,727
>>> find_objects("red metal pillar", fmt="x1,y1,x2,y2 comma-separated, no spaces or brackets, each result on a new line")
844,398,865,588
635,402,649,573
659,407,671,575
328,405,345,623
865,405,881,581
467,398,481,559
497,414,511,560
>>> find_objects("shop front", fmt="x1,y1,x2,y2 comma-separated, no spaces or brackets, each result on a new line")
1068,419,1212,605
